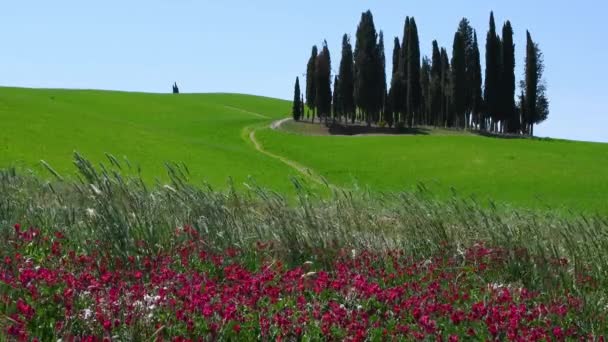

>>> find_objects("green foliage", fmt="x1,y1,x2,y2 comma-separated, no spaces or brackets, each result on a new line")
338,34,355,121
502,21,517,133
405,18,421,127
430,41,443,127
470,32,484,128
523,31,549,135
354,10,383,124
484,11,502,131
306,45,318,117
315,41,332,121
451,31,467,128
420,56,431,125
292,77,302,121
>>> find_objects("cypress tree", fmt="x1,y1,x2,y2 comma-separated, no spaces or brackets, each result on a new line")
501,21,517,133
395,17,410,123
406,18,421,127
484,12,500,131
306,46,318,121
293,77,302,121
451,31,467,128
388,37,401,126
524,31,549,135
458,18,474,128
430,41,442,127
470,31,483,129
354,10,380,125
315,41,332,123
332,76,340,123
440,47,451,127
377,31,387,124
392,37,400,76
420,57,431,126
301,95,305,120
338,34,355,123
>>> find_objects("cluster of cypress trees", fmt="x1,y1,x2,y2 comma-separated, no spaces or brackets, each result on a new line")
293,10,549,136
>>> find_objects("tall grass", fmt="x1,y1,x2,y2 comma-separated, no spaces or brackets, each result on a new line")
1,153,607,300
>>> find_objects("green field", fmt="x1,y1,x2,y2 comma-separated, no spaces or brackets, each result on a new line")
258,123,608,212
1,87,607,213
0,87,299,191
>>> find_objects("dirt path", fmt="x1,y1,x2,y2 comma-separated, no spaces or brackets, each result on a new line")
248,125,327,186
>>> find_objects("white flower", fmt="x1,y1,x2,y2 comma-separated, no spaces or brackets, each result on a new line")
82,308,93,320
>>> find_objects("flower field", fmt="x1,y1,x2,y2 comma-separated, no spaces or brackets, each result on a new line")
1,156,608,340
1,223,605,340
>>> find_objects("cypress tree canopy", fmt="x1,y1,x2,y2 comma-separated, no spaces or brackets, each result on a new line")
354,10,380,121
451,31,467,128
292,77,302,121
338,34,355,119
315,41,332,120
306,46,318,113
502,21,517,132
406,17,421,126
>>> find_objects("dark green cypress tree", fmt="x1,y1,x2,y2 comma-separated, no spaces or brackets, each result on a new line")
406,18,421,127
293,77,302,121
458,18,474,128
440,47,451,127
420,57,431,126
484,12,500,131
451,31,467,128
338,34,355,123
395,17,410,123
430,41,442,127
354,10,380,125
301,95,305,120
306,46,318,121
470,31,484,129
501,21,517,133
392,37,401,76
524,31,549,135
332,76,340,123
376,31,387,124
315,41,332,123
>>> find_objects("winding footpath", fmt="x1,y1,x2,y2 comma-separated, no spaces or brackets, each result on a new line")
247,118,328,186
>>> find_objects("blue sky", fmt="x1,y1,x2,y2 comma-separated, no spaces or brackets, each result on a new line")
0,1,606,142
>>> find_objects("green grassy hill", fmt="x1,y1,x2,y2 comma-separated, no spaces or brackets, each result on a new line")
0,87,297,191
1,87,607,213
257,122,608,213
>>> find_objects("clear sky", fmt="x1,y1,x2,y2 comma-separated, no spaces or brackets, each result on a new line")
0,1,606,142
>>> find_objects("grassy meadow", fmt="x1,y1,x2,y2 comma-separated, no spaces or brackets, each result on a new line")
2,87,608,339
1,87,607,213
0,87,297,192
259,122,608,213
